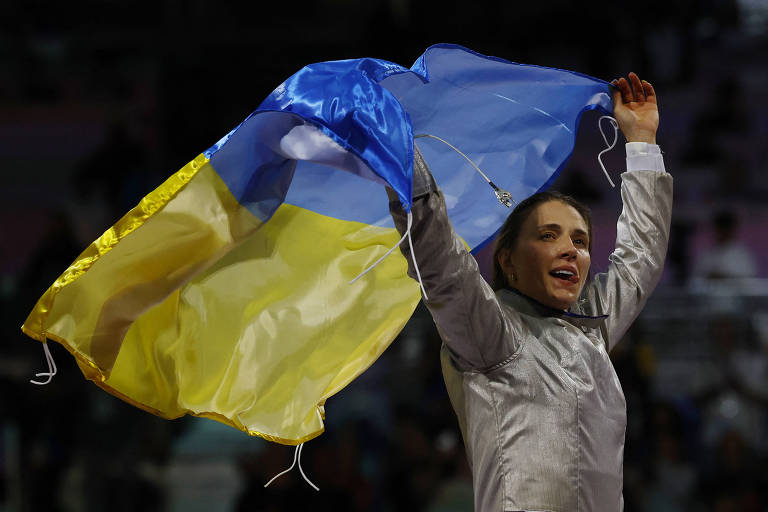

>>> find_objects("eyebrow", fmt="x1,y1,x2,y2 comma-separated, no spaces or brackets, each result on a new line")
538,224,589,238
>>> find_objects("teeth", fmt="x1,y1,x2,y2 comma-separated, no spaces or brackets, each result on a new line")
553,270,574,277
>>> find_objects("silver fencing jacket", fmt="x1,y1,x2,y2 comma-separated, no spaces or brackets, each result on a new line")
389,143,672,512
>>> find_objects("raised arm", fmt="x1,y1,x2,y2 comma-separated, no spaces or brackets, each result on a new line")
388,146,521,371
583,73,673,350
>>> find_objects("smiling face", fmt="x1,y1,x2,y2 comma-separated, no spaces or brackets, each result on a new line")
498,200,591,310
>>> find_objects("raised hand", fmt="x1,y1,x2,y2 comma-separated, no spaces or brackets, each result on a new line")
611,72,659,144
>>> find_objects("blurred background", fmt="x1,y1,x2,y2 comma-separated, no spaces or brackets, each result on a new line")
2,1,768,511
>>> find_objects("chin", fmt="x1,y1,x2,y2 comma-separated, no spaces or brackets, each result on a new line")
547,293,579,311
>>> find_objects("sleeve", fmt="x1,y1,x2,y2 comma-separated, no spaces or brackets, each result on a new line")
582,142,673,351
388,145,521,371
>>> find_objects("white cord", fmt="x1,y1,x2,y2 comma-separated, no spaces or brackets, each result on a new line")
296,443,319,491
264,443,320,491
348,211,428,300
30,341,57,386
415,134,493,184
405,211,428,300
597,116,618,188
414,134,514,207
263,445,298,488
349,230,409,285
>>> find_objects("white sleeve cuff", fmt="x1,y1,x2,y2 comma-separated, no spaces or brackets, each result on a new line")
625,142,666,173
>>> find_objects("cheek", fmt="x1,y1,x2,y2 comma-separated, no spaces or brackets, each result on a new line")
529,248,554,275
580,252,591,279
511,245,542,275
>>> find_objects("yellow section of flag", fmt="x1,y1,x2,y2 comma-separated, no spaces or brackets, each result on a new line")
22,155,420,444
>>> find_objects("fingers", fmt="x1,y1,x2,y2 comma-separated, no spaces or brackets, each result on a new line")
611,77,633,104
610,79,622,105
641,79,657,104
611,73,655,104
629,72,645,102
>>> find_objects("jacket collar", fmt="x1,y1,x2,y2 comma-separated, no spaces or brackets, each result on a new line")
497,287,608,330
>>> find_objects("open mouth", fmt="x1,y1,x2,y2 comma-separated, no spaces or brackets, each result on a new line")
549,269,579,283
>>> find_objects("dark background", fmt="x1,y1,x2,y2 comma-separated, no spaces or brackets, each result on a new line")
2,1,768,511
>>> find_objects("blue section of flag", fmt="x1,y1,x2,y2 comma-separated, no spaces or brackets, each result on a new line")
204,44,613,245
205,112,302,222
256,58,416,210
380,43,613,251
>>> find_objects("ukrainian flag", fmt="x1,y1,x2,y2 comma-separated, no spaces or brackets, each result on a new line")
22,44,613,444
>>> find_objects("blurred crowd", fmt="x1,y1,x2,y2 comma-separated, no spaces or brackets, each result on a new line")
2,0,768,510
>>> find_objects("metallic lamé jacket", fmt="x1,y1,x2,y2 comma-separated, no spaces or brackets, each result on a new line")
390,143,672,512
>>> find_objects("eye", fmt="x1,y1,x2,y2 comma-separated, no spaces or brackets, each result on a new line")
541,232,556,240
573,238,586,246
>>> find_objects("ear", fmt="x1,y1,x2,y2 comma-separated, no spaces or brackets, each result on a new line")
497,248,515,275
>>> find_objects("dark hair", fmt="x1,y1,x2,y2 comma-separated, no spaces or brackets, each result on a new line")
491,191,593,291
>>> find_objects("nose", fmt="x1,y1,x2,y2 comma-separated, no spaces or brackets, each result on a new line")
559,240,577,260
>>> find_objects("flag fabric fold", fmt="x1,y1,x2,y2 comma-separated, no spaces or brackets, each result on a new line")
22,44,612,444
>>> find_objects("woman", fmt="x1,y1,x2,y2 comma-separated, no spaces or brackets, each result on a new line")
388,73,672,511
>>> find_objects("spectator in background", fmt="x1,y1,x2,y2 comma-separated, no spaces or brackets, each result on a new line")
691,209,757,281
641,402,698,512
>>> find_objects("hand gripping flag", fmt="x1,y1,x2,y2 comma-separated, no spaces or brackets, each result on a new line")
22,44,612,444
